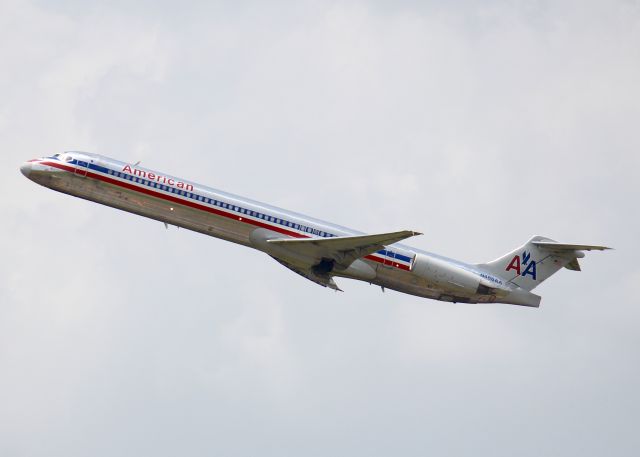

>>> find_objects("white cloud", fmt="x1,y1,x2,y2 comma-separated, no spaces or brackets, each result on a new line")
1,1,639,456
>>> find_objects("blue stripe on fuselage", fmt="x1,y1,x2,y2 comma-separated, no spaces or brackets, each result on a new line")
72,159,413,264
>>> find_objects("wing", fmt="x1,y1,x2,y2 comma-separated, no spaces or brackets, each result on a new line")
271,257,343,291
267,230,422,268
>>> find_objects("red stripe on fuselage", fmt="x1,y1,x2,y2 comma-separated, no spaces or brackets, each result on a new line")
40,160,411,271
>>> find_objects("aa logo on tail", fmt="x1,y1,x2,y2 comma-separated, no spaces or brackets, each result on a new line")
506,251,537,280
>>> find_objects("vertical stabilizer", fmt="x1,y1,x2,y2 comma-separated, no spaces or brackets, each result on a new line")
478,236,609,291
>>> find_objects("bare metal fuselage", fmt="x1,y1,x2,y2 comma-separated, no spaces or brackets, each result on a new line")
21,152,544,306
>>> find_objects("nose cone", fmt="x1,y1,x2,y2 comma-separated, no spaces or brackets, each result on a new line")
20,162,32,178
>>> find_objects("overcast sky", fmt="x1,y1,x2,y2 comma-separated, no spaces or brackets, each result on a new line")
1,0,639,456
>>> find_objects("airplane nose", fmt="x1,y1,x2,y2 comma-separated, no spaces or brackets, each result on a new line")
20,162,32,178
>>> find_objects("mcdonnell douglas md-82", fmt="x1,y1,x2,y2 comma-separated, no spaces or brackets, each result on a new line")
21,152,610,307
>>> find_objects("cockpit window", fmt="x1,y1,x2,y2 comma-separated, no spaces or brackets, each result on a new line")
52,153,61,158
64,155,73,162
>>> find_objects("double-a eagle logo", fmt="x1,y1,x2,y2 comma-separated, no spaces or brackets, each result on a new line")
506,251,537,280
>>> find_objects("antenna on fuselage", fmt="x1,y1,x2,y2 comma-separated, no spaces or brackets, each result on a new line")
134,160,141,166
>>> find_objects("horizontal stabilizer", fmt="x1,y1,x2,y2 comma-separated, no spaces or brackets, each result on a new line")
532,241,612,252
565,258,581,271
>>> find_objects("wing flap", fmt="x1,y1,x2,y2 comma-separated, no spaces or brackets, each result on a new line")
271,256,342,291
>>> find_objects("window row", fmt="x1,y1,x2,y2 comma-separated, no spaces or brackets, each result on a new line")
103,168,334,238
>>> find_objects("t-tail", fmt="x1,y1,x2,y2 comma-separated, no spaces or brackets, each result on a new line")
478,236,611,307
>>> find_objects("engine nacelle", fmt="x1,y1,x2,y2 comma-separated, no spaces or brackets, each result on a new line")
335,259,376,281
413,253,508,296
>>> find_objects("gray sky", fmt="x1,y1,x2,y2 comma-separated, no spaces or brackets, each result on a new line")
1,0,639,455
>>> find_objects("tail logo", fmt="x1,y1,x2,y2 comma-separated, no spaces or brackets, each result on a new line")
506,251,537,280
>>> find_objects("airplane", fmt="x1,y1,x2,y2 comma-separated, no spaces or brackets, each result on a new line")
20,151,610,307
